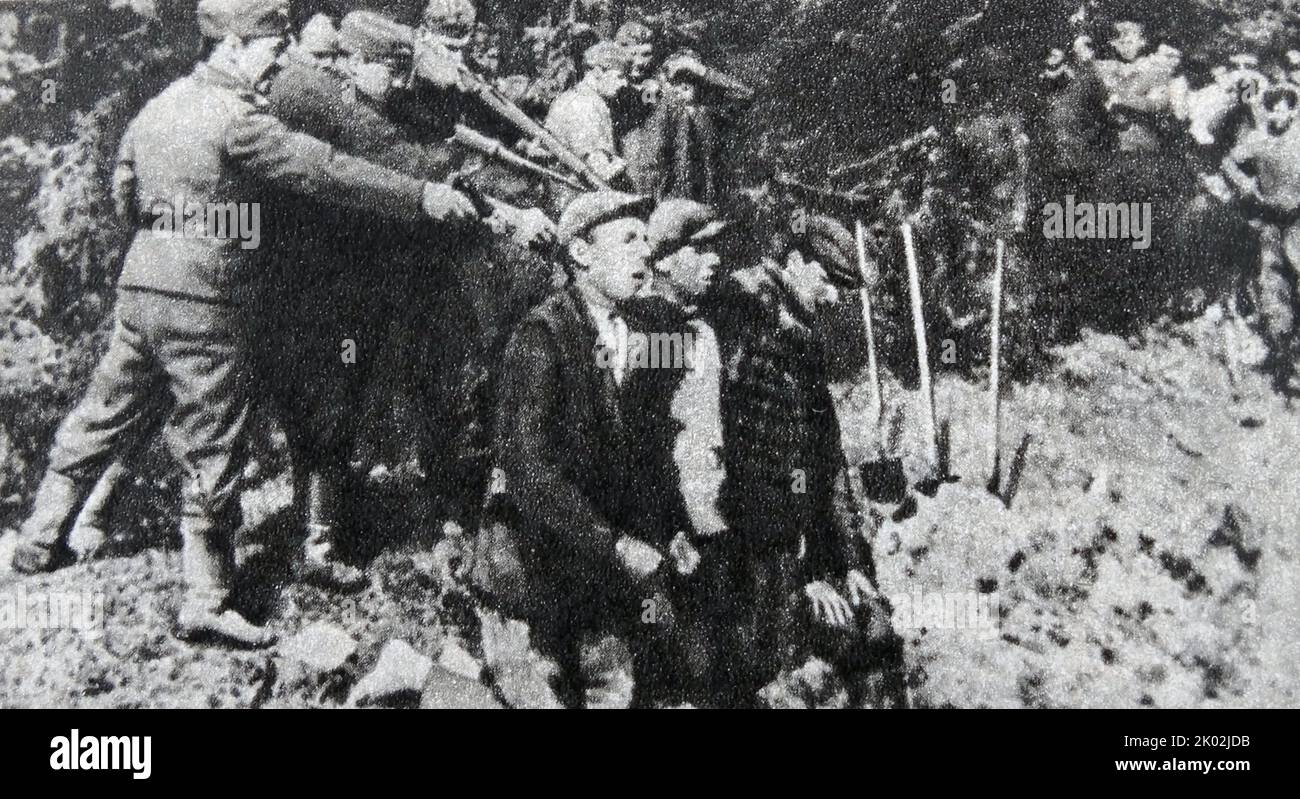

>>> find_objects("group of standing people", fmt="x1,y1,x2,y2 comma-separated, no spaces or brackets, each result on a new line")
1040,19,1300,391
7,0,900,706
10,0,551,644
478,191,894,707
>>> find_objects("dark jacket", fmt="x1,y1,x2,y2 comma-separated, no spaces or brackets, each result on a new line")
490,286,638,622
258,58,459,281
112,61,425,305
716,263,864,581
623,266,866,582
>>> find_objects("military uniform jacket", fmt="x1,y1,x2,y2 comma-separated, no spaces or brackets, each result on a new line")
112,61,426,304
257,58,459,287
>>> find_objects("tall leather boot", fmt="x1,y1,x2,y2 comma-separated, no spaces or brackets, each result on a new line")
11,471,92,574
296,469,368,593
174,514,276,649
70,460,128,558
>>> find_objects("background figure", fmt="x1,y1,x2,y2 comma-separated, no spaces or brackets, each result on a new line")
622,48,753,205
540,40,631,210
1220,87,1300,393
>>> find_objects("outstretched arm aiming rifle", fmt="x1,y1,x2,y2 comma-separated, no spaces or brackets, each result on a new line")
412,33,612,192
452,124,586,192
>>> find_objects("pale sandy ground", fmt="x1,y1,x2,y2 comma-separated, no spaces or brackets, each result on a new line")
0,304,1295,707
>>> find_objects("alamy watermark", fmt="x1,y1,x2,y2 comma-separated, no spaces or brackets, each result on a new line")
595,329,699,372
148,197,261,250
1041,194,1152,250
889,588,1000,640
0,587,105,638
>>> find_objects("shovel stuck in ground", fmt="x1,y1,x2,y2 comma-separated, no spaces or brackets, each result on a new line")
987,238,1005,496
901,222,939,478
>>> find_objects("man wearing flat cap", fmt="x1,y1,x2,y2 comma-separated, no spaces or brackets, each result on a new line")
482,190,679,706
622,199,729,555
10,0,481,647
693,213,881,705
613,198,733,701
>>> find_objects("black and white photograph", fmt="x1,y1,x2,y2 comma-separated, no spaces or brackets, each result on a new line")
0,0,1292,773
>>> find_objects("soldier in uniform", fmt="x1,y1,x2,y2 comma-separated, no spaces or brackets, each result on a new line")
9,0,480,647
255,9,461,588
542,41,632,188
255,5,553,572
295,11,340,67
395,0,558,518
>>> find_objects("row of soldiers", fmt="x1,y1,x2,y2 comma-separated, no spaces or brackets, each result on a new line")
7,0,897,705
10,0,552,643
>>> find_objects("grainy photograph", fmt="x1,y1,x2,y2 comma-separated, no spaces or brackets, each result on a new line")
0,0,1294,726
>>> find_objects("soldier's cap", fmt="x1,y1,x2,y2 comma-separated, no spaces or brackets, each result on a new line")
298,13,339,56
615,20,653,46
583,41,630,72
558,191,652,246
339,10,415,61
422,0,477,36
794,215,866,291
648,199,729,261
196,0,290,40
327,1,424,27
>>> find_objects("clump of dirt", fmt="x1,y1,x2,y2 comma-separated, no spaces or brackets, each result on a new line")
0,474,458,708
835,303,1299,707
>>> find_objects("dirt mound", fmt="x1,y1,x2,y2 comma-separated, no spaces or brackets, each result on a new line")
834,305,1299,707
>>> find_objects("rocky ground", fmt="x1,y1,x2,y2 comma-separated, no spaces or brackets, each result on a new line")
838,303,1300,708
0,303,1297,708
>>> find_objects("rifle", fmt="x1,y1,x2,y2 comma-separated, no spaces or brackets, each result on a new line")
448,169,562,261
453,64,612,191
452,124,587,192
449,172,496,219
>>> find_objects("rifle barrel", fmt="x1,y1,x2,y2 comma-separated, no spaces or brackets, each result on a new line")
458,68,611,191
452,125,587,191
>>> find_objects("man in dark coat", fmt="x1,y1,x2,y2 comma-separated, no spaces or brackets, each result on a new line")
485,190,679,706
715,217,886,703
621,49,753,205
624,205,884,705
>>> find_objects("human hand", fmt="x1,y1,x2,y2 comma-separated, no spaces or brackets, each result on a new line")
805,580,853,628
615,536,663,580
421,181,478,223
495,205,556,250
845,569,878,607
668,531,701,576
